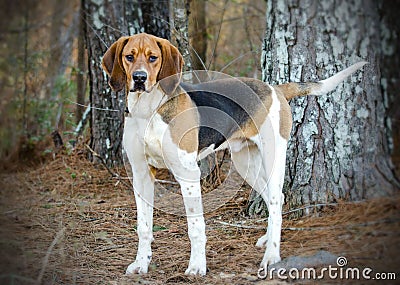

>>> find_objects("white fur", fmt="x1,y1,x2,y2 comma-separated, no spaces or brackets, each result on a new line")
123,63,365,276
248,85,286,267
125,86,207,275
124,83,287,275
313,62,368,95
124,86,166,275
124,114,155,274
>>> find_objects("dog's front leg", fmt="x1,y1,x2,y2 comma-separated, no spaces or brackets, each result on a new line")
124,129,154,275
126,173,154,275
181,178,206,275
172,155,206,275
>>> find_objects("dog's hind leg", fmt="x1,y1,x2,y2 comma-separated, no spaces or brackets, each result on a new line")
232,106,288,269
231,141,285,253
257,132,287,268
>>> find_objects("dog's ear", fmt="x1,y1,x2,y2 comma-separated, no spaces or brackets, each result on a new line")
102,36,129,92
156,38,184,95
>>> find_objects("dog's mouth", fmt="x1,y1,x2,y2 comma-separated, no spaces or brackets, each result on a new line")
132,83,146,92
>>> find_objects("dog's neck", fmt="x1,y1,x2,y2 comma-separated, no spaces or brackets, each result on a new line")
126,83,167,119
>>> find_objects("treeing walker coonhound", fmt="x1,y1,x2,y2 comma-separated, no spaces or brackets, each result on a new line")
101,33,366,276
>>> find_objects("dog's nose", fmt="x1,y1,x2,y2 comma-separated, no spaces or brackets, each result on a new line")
132,71,147,83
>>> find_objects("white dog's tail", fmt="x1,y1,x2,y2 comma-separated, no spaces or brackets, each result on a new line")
274,61,368,101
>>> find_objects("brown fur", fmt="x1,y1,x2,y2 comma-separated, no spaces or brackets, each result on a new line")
277,94,292,140
102,36,130,92
156,38,184,94
101,33,183,94
273,82,321,101
157,90,199,153
102,34,304,150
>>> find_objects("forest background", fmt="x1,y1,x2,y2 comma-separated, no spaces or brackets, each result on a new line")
0,0,399,283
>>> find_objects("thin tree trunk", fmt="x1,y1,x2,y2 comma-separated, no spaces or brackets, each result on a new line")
76,3,86,124
188,0,207,71
170,0,191,71
251,0,399,216
22,4,29,138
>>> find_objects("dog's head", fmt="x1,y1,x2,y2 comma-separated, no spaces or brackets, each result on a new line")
101,33,184,95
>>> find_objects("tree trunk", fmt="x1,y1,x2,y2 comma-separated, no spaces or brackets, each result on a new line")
188,0,207,70
84,0,190,166
250,0,399,215
140,1,170,39
83,0,140,166
380,0,400,178
170,0,191,71
76,3,86,124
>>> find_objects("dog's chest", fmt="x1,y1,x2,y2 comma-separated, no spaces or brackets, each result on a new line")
143,114,169,168
125,91,170,168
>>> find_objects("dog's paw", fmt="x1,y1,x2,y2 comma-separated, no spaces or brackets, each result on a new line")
260,253,281,269
185,259,207,276
256,233,268,248
125,260,150,275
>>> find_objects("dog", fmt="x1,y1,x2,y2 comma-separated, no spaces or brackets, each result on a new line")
101,33,366,276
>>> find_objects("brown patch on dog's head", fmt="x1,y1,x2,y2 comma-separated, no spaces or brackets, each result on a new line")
156,38,184,94
101,36,129,92
101,33,183,94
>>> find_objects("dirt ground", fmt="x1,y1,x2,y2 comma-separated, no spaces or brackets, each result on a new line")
0,152,399,284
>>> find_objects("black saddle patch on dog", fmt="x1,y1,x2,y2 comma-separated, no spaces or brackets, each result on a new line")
181,79,259,150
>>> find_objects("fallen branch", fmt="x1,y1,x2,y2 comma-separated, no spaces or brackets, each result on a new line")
213,217,400,232
36,227,65,284
155,179,179,185
214,220,263,230
94,244,125,253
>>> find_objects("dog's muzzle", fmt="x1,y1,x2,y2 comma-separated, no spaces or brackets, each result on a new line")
132,71,147,92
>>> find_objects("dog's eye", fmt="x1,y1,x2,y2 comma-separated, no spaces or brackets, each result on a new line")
149,56,158,63
125,55,134,62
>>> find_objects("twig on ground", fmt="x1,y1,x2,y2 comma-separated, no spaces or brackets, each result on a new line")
214,220,263,230
36,227,65,285
155,179,179,185
214,217,400,232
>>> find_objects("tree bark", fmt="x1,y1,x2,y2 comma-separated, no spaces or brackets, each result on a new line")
188,0,207,70
170,0,191,71
84,0,190,166
76,3,86,124
252,0,399,215
380,0,400,177
83,0,140,166
140,1,170,39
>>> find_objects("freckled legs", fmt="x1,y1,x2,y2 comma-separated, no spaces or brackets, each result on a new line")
124,130,155,275
231,133,287,268
170,153,207,276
